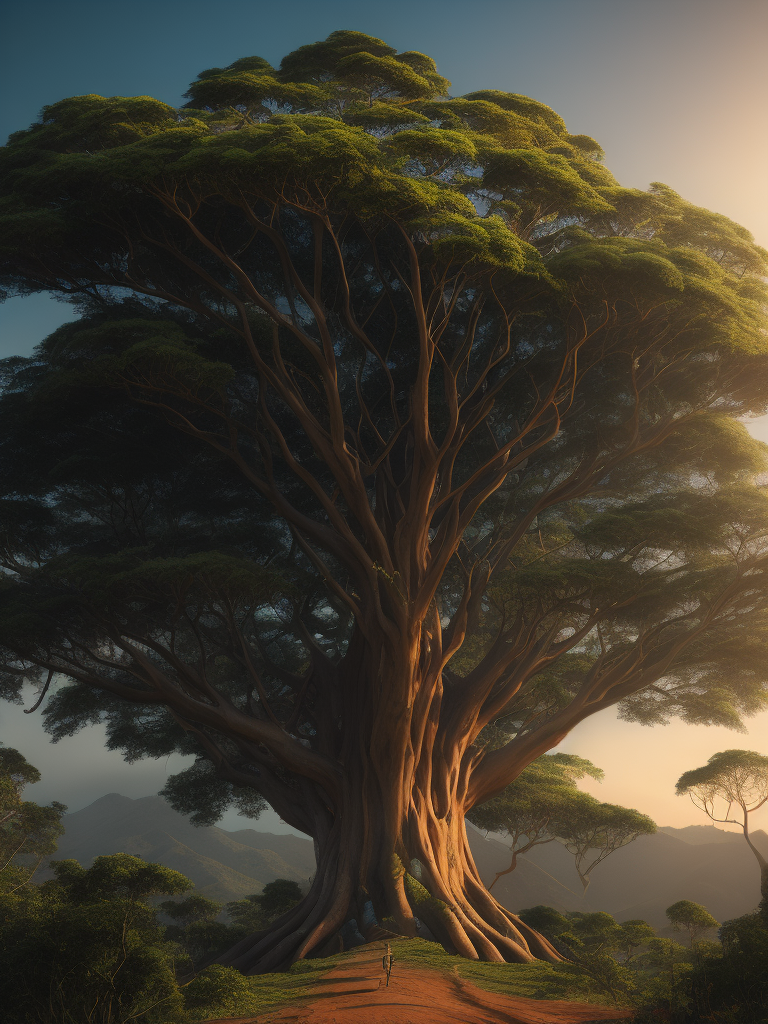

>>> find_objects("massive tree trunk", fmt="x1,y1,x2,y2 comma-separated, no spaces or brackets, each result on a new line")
215,625,563,974
218,767,561,974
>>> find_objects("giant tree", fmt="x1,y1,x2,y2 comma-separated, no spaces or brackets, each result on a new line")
2,30,768,971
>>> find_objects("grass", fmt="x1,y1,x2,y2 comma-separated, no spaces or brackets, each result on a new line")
387,937,620,1006
184,938,624,1020
247,950,356,1008
182,951,358,1020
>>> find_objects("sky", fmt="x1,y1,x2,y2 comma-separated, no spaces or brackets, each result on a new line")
1,0,767,837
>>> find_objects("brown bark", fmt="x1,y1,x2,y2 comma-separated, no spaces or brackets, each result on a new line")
202,621,565,973
217,753,562,972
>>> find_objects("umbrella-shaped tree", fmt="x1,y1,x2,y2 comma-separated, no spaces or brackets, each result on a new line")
676,749,768,913
2,30,768,971
467,754,655,892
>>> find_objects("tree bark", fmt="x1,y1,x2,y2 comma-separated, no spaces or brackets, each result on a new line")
217,784,562,973
214,630,563,973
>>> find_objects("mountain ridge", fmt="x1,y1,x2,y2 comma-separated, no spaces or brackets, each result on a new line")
40,793,316,904
44,794,768,930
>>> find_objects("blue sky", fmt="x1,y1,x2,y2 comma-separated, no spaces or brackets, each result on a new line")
1,0,767,834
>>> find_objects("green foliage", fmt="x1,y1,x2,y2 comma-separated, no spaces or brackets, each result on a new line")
518,907,656,1003
0,745,65,890
690,913,768,1023
226,891,267,931
182,964,266,1021
256,877,304,919
520,906,653,964
515,905,747,1013
666,900,719,945
0,854,191,1023
51,852,192,902
160,892,221,926
0,840,311,1022
159,892,233,966
676,749,768,805
467,752,603,834
0,752,324,1019
614,920,658,964
468,754,654,891
629,913,768,1023
227,877,303,930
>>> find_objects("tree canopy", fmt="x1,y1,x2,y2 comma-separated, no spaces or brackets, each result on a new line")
665,900,719,946
1,29,767,970
467,753,655,891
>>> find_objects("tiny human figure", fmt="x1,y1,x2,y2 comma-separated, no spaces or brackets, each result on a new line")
382,944,395,986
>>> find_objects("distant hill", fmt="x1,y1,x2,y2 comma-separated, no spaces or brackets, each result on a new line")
466,826,592,915
45,794,767,930
468,822,768,930
41,793,315,904
659,824,745,845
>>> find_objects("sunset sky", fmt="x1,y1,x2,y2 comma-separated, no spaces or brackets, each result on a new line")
1,0,766,837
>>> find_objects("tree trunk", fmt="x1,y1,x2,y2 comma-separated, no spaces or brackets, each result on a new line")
211,608,568,975
216,644,563,973
742,821,768,925
217,797,562,973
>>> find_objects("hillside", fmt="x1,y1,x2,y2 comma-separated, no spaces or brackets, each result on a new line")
42,793,315,903
46,794,768,929
489,824,768,930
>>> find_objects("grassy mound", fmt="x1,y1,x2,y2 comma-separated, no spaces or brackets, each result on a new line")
183,938,623,1021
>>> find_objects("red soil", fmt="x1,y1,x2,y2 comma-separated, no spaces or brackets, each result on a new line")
207,943,634,1024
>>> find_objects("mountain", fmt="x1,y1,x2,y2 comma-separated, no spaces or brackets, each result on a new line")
659,824,745,845
42,793,315,904
45,794,767,931
466,825,592,915
478,824,768,931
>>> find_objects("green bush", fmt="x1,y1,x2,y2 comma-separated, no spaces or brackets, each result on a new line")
684,913,768,1023
182,964,263,1021
0,854,190,1024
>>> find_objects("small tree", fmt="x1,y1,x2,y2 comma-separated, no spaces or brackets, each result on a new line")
257,878,304,920
666,900,718,946
614,919,657,965
467,753,603,886
227,878,304,930
160,892,221,928
160,892,233,966
226,893,267,933
556,800,657,893
468,754,655,891
0,745,65,891
676,750,768,912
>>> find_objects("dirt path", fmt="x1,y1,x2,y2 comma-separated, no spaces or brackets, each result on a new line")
207,942,634,1024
